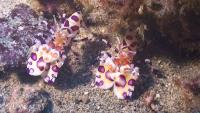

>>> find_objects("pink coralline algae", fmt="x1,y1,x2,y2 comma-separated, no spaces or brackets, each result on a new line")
0,4,53,70
26,12,82,83
95,31,140,99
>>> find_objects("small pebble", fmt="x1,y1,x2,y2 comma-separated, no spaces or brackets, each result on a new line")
156,94,160,99
158,60,161,64
102,39,108,44
84,92,89,95
138,5,144,15
96,106,100,110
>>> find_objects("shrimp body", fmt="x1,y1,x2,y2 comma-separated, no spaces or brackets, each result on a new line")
26,12,82,83
95,31,139,99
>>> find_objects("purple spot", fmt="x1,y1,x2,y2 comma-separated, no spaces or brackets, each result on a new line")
98,66,105,73
39,66,44,71
71,25,79,32
96,80,104,87
71,15,79,22
99,81,104,86
105,71,114,81
28,68,34,74
44,76,54,84
115,75,126,87
128,79,136,86
123,92,128,99
48,80,54,84
28,62,32,65
37,57,45,71
52,65,59,72
64,20,69,27
96,75,101,78
95,81,99,86
31,53,37,61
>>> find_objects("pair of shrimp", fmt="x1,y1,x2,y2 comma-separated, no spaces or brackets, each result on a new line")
26,12,82,83
95,31,139,99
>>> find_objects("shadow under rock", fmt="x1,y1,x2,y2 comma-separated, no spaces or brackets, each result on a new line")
140,12,200,64
40,91,54,113
53,37,108,90
15,66,41,84
42,100,53,113
131,57,155,100
0,70,12,81
128,26,177,100
129,21,198,100
145,30,200,64
0,66,41,84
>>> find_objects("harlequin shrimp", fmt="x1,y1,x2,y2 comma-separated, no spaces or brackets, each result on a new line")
26,11,82,83
95,31,140,99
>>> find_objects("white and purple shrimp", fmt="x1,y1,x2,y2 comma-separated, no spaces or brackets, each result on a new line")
26,11,82,83
95,31,140,99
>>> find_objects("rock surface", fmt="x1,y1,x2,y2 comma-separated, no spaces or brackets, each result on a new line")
0,4,52,70
143,0,200,53
7,86,51,113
